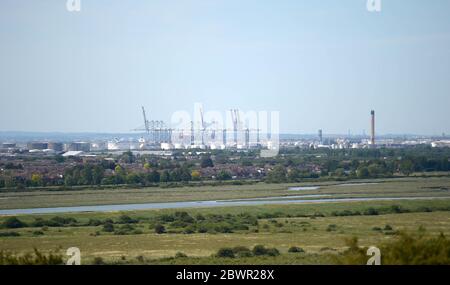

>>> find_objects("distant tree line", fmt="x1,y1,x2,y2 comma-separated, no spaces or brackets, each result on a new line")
1,146,449,189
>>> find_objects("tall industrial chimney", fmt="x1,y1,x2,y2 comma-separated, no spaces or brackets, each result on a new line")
370,110,375,146
318,129,323,144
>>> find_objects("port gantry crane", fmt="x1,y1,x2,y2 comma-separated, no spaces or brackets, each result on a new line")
132,106,172,143
229,109,261,148
133,106,260,148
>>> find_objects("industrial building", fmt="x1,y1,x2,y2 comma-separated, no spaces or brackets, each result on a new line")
1,143,16,148
67,142,91,152
27,142,48,150
47,142,64,152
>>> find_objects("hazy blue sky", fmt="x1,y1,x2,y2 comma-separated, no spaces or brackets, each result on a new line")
1,0,449,135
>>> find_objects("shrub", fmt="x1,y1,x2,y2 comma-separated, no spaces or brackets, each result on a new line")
384,225,393,231
266,248,280,256
214,225,233,233
216,248,235,258
198,226,208,233
174,212,195,224
104,218,114,224
232,224,250,231
201,157,214,168
288,246,305,253
154,224,166,234
418,207,432,213
252,245,268,256
2,217,26,229
170,220,188,228
236,251,253,258
117,215,138,224
195,214,205,221
251,245,280,256
50,216,77,226
326,224,338,232
175,252,188,258
216,170,232,181
183,226,196,234
92,257,105,265
114,224,135,235
159,214,175,223
363,208,379,216
102,223,114,233
27,216,76,227
233,246,253,258
29,218,45,227
331,210,361,217
32,230,44,236
274,222,284,228
87,219,102,226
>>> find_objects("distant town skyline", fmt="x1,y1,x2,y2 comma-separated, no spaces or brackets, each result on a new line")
1,1,450,135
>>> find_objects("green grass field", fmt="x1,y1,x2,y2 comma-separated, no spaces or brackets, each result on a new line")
1,177,450,264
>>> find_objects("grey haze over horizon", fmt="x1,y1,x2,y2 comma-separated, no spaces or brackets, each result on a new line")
1,1,450,136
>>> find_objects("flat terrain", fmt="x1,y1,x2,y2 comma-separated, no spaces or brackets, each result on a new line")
1,177,450,209
1,199,450,264
1,177,450,264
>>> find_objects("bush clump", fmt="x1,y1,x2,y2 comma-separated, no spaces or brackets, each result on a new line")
326,224,338,232
331,210,361,217
216,248,235,258
2,217,26,229
114,224,137,235
384,224,393,231
363,208,379,216
232,246,253,258
288,246,305,253
92,257,105,265
87,219,102,226
252,245,280,257
149,211,258,234
154,224,166,234
102,222,115,233
30,216,77,227
32,230,44,236
117,215,138,224
175,252,188,258
215,245,280,258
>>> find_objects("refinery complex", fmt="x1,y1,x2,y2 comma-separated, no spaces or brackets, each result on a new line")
1,109,449,157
